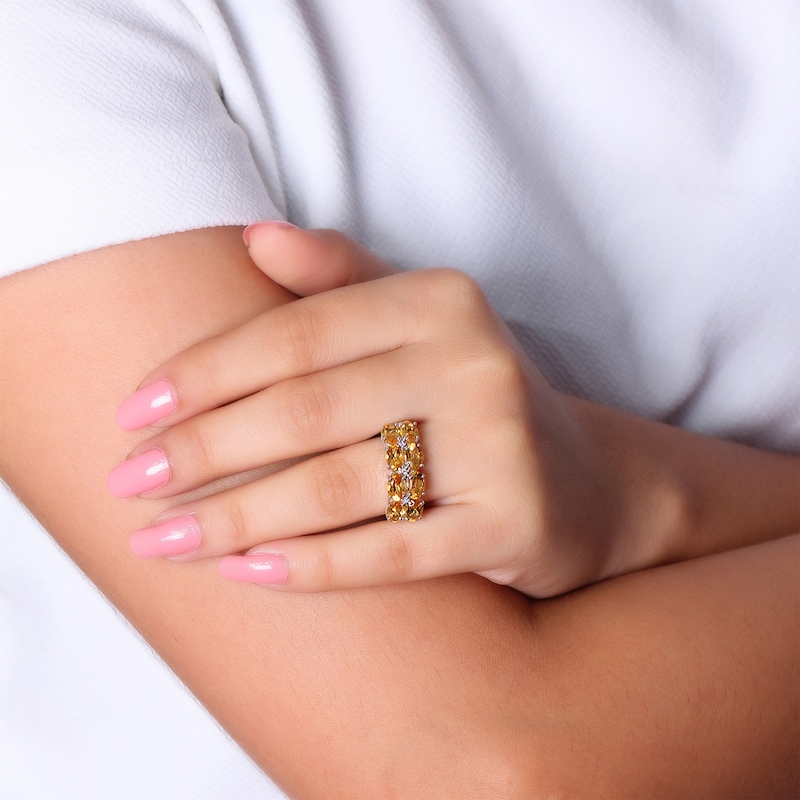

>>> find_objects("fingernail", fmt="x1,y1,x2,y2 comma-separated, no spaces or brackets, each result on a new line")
116,379,177,430
130,514,201,559
219,554,288,585
107,448,170,498
243,220,297,246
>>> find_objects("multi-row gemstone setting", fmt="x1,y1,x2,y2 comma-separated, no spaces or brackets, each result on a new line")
381,420,425,522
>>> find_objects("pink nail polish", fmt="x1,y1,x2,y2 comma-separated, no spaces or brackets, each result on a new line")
243,220,297,246
130,515,201,559
116,379,177,430
107,448,170,498
219,554,288,585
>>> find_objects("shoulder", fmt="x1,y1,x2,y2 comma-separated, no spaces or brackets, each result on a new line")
0,0,275,276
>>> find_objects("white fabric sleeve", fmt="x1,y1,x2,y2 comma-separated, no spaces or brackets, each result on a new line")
0,0,278,276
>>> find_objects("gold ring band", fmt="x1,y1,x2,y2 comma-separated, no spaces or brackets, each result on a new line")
381,420,425,522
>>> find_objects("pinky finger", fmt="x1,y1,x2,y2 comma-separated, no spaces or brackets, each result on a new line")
217,504,488,592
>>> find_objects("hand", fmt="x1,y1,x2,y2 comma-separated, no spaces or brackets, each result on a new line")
107,224,661,597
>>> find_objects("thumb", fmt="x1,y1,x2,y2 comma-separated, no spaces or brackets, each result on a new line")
242,221,398,296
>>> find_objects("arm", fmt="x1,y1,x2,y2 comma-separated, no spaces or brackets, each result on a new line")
0,227,540,796
1,227,797,797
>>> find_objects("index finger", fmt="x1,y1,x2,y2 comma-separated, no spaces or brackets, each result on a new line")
114,269,461,430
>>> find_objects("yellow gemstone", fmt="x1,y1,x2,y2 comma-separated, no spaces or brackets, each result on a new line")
381,424,400,447
386,445,423,471
383,421,424,522
385,494,424,522
382,421,419,448
388,473,425,496
385,446,406,469
405,445,423,470
400,420,419,440
385,497,403,521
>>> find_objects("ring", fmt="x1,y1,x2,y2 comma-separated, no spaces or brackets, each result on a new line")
381,420,426,522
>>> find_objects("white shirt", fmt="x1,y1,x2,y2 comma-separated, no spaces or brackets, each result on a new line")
2,1,798,796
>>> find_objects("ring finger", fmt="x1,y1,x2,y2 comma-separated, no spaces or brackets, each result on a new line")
129,433,444,561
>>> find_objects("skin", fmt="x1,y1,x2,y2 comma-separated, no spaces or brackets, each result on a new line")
118,225,799,598
1,226,798,798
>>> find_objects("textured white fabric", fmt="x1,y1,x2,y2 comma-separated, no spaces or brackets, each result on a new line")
1,0,799,797
0,0,279,270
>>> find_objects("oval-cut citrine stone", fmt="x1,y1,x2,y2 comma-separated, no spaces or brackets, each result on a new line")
385,446,406,469
405,446,423,470
385,444,423,470
386,499,404,521
386,495,424,522
387,473,425,496
381,420,419,448
381,424,401,447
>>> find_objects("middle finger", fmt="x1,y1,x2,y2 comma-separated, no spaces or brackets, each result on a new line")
108,342,450,499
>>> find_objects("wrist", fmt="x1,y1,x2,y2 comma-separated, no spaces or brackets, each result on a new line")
563,394,800,581
562,395,692,581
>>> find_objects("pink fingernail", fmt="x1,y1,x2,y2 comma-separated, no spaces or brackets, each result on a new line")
130,515,201,559
107,448,170,498
116,379,177,430
219,554,288,585
243,220,297,246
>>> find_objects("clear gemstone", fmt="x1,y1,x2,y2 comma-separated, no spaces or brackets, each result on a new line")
399,461,414,479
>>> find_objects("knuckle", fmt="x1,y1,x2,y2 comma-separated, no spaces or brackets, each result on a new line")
220,497,251,550
276,376,334,444
310,544,338,592
308,457,360,521
447,345,525,416
378,526,414,582
180,419,219,477
465,344,530,409
412,268,494,339
481,548,531,590
428,267,488,311
181,345,224,399
273,303,324,375
488,346,528,393
317,229,357,283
